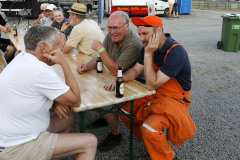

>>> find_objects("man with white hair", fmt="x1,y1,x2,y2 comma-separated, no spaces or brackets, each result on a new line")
0,2,16,63
33,3,49,25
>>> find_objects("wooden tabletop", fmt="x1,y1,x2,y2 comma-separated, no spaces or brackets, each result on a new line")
6,32,25,52
0,51,7,73
52,53,156,112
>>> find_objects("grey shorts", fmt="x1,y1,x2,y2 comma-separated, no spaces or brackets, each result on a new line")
0,131,58,160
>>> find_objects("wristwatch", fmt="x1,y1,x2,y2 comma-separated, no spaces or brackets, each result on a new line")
60,31,65,34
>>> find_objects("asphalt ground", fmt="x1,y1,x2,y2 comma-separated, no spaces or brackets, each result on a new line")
2,9,240,160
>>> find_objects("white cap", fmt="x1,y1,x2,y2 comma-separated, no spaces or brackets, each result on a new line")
46,4,56,11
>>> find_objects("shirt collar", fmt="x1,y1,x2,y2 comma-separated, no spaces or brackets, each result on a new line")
155,33,173,55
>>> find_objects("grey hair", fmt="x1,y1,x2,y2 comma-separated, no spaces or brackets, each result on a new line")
40,3,49,9
109,11,130,24
76,14,87,20
24,25,58,51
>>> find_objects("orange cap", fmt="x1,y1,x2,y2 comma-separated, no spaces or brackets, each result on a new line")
131,15,163,27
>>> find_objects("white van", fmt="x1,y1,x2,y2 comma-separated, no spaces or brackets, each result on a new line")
147,0,169,17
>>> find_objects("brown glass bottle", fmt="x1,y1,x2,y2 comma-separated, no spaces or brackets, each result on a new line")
116,66,124,98
13,23,18,36
96,55,103,73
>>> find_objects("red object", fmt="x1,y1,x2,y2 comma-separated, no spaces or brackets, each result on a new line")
111,6,148,15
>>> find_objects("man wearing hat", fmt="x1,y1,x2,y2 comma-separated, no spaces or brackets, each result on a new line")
33,3,56,26
60,3,104,58
104,15,196,160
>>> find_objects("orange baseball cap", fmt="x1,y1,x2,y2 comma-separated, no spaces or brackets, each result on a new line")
131,16,163,27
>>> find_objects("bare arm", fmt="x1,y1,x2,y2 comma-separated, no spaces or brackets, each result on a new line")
144,33,170,90
92,40,120,76
33,14,43,25
43,49,80,107
77,57,98,74
60,32,73,54
104,63,144,91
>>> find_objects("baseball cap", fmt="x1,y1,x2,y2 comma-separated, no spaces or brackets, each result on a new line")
68,3,87,15
131,16,163,27
46,4,56,11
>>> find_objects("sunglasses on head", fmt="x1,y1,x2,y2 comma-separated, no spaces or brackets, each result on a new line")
52,7,62,11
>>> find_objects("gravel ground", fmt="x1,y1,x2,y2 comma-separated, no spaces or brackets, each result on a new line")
3,9,240,160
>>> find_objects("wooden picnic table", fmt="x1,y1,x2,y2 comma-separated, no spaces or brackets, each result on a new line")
0,51,7,73
52,52,156,159
6,31,25,52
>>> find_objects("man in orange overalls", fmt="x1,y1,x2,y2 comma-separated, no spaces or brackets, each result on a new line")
104,15,197,160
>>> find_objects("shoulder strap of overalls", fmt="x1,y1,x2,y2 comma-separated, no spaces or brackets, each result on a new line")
163,43,181,63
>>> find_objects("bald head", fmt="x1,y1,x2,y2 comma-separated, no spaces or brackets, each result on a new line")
108,11,130,25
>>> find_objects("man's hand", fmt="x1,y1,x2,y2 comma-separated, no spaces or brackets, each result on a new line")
43,49,66,65
53,102,72,119
91,40,104,52
104,79,116,91
77,63,88,74
38,13,44,19
61,22,72,32
145,33,160,56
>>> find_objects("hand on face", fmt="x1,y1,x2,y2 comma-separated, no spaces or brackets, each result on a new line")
61,22,71,32
43,48,66,66
145,33,160,56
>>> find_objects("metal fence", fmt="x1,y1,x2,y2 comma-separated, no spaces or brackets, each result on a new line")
192,1,240,9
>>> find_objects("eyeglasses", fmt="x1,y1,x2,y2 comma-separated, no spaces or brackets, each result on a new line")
107,23,127,32
41,10,46,12
52,7,62,11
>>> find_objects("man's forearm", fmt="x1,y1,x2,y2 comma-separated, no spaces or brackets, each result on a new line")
33,18,41,24
86,57,98,70
61,60,80,103
123,68,140,82
100,51,119,76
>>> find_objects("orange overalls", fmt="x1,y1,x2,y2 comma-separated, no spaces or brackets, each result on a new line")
120,44,197,160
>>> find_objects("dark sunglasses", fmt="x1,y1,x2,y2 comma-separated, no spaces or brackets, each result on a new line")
41,10,46,12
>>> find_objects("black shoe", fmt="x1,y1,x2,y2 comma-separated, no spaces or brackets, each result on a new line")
98,133,121,151
88,118,108,129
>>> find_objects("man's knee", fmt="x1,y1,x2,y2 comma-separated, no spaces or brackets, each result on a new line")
86,133,98,149
6,45,16,54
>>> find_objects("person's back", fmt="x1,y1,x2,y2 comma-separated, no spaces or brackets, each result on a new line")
60,3,104,58
0,25,97,160
67,18,104,57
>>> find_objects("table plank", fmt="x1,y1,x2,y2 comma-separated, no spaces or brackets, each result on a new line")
6,32,25,52
52,53,156,112
0,51,7,73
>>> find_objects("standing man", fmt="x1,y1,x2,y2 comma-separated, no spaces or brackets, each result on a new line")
173,0,179,18
60,3,104,58
0,2,16,63
77,11,144,151
168,0,175,18
104,15,196,159
0,25,97,160
33,3,49,25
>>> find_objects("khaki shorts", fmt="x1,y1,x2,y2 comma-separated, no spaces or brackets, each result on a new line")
0,131,58,160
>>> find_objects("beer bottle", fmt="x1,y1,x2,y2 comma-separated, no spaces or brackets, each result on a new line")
96,54,103,73
13,23,18,36
116,66,124,98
